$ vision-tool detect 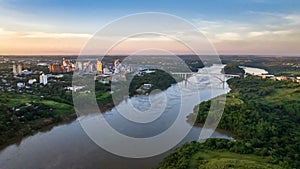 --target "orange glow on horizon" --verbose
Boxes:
[0,30,300,56]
